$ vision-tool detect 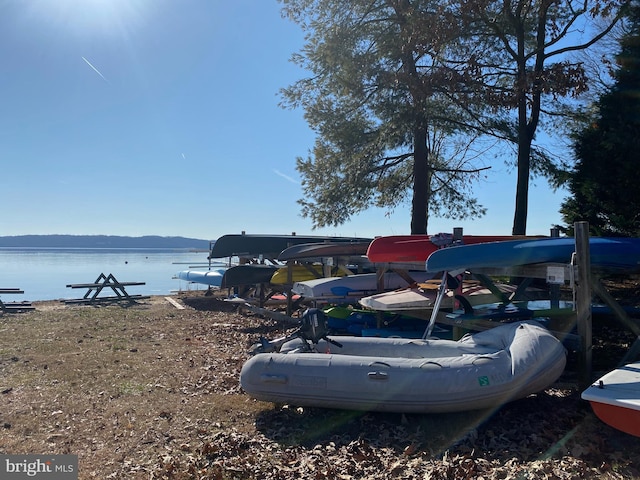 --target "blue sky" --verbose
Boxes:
[0,0,568,241]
